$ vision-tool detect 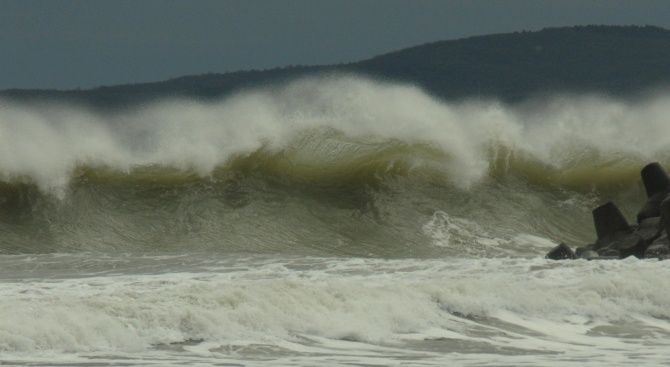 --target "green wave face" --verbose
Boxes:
[1,76,667,256]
